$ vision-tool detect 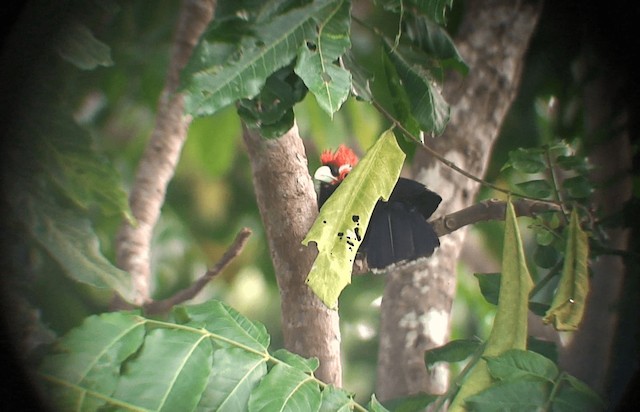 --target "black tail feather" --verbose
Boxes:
[360,201,440,270]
